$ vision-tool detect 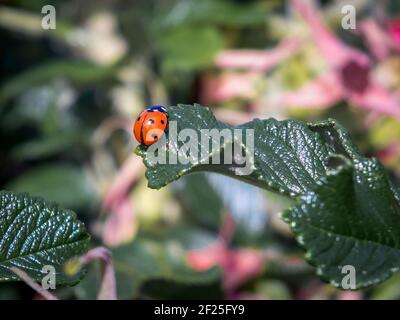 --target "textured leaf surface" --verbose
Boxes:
[136,104,400,288]
[0,191,90,284]
[282,158,400,289]
[136,104,333,197]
